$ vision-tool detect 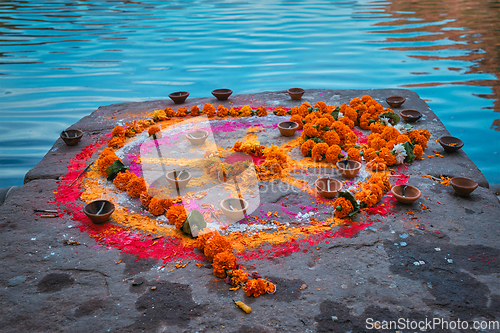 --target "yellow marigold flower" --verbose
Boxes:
[153,109,167,121]
[239,105,253,117]
[212,251,237,278]
[333,197,354,219]
[300,140,316,157]
[311,142,329,162]
[166,204,187,230]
